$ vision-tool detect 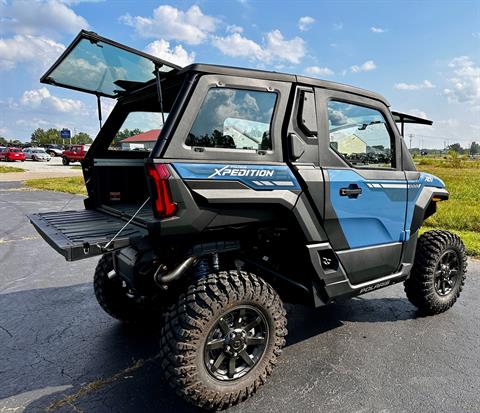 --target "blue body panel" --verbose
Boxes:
[327,169,446,249]
[172,163,301,191]
[327,169,408,248]
[172,162,445,251]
